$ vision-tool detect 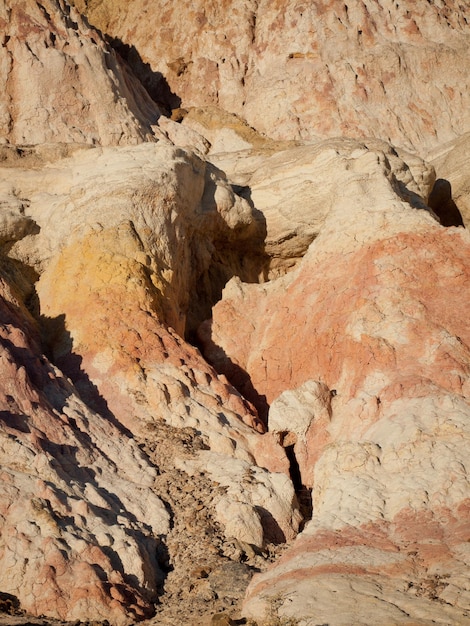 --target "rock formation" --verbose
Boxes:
[199,140,470,624]
[0,252,170,624]
[0,0,160,145]
[71,0,470,154]
[0,1,469,625]
[0,140,301,624]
